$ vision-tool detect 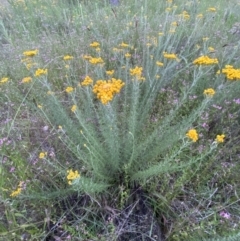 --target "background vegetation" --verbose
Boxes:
[1,0,240,240]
